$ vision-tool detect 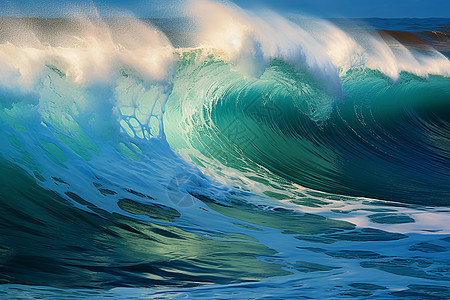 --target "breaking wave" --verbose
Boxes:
[0,1,449,298]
